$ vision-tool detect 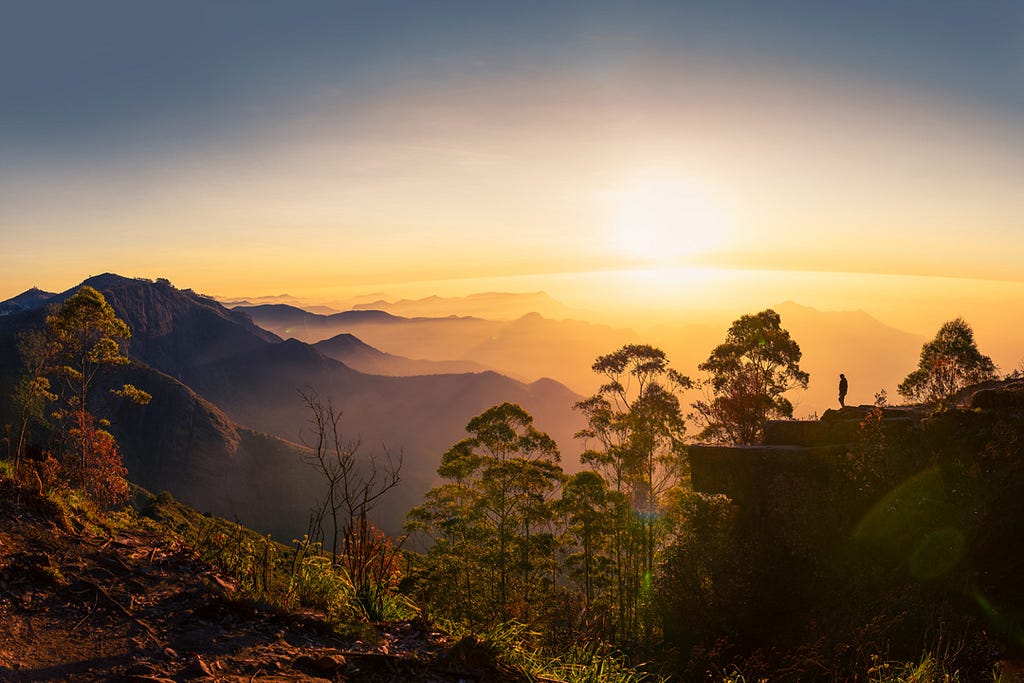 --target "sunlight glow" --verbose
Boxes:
[613,175,727,263]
